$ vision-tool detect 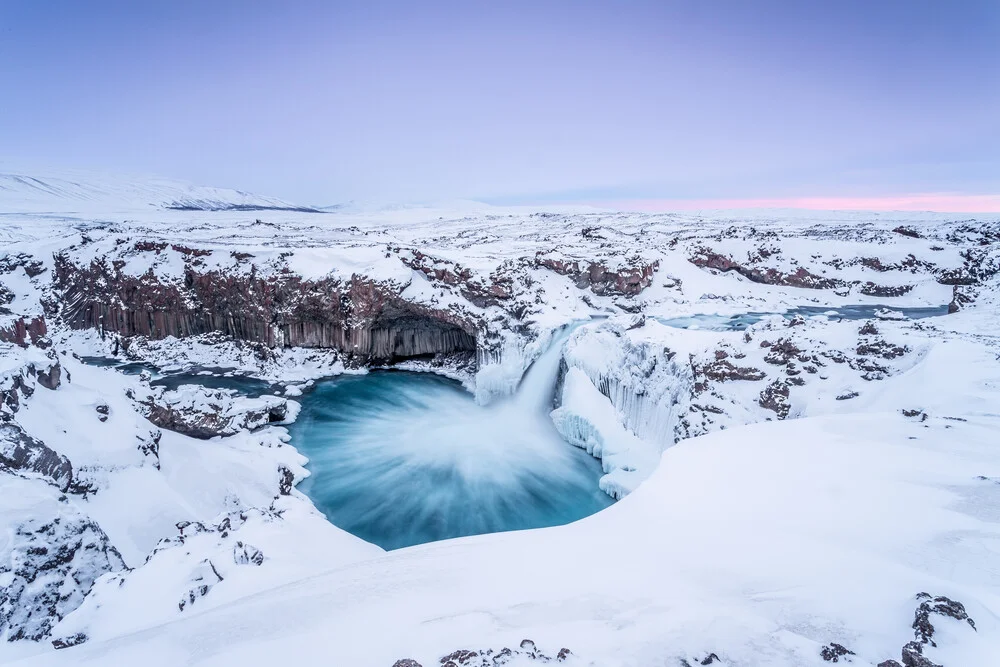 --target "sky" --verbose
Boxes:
[1,1,998,210]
